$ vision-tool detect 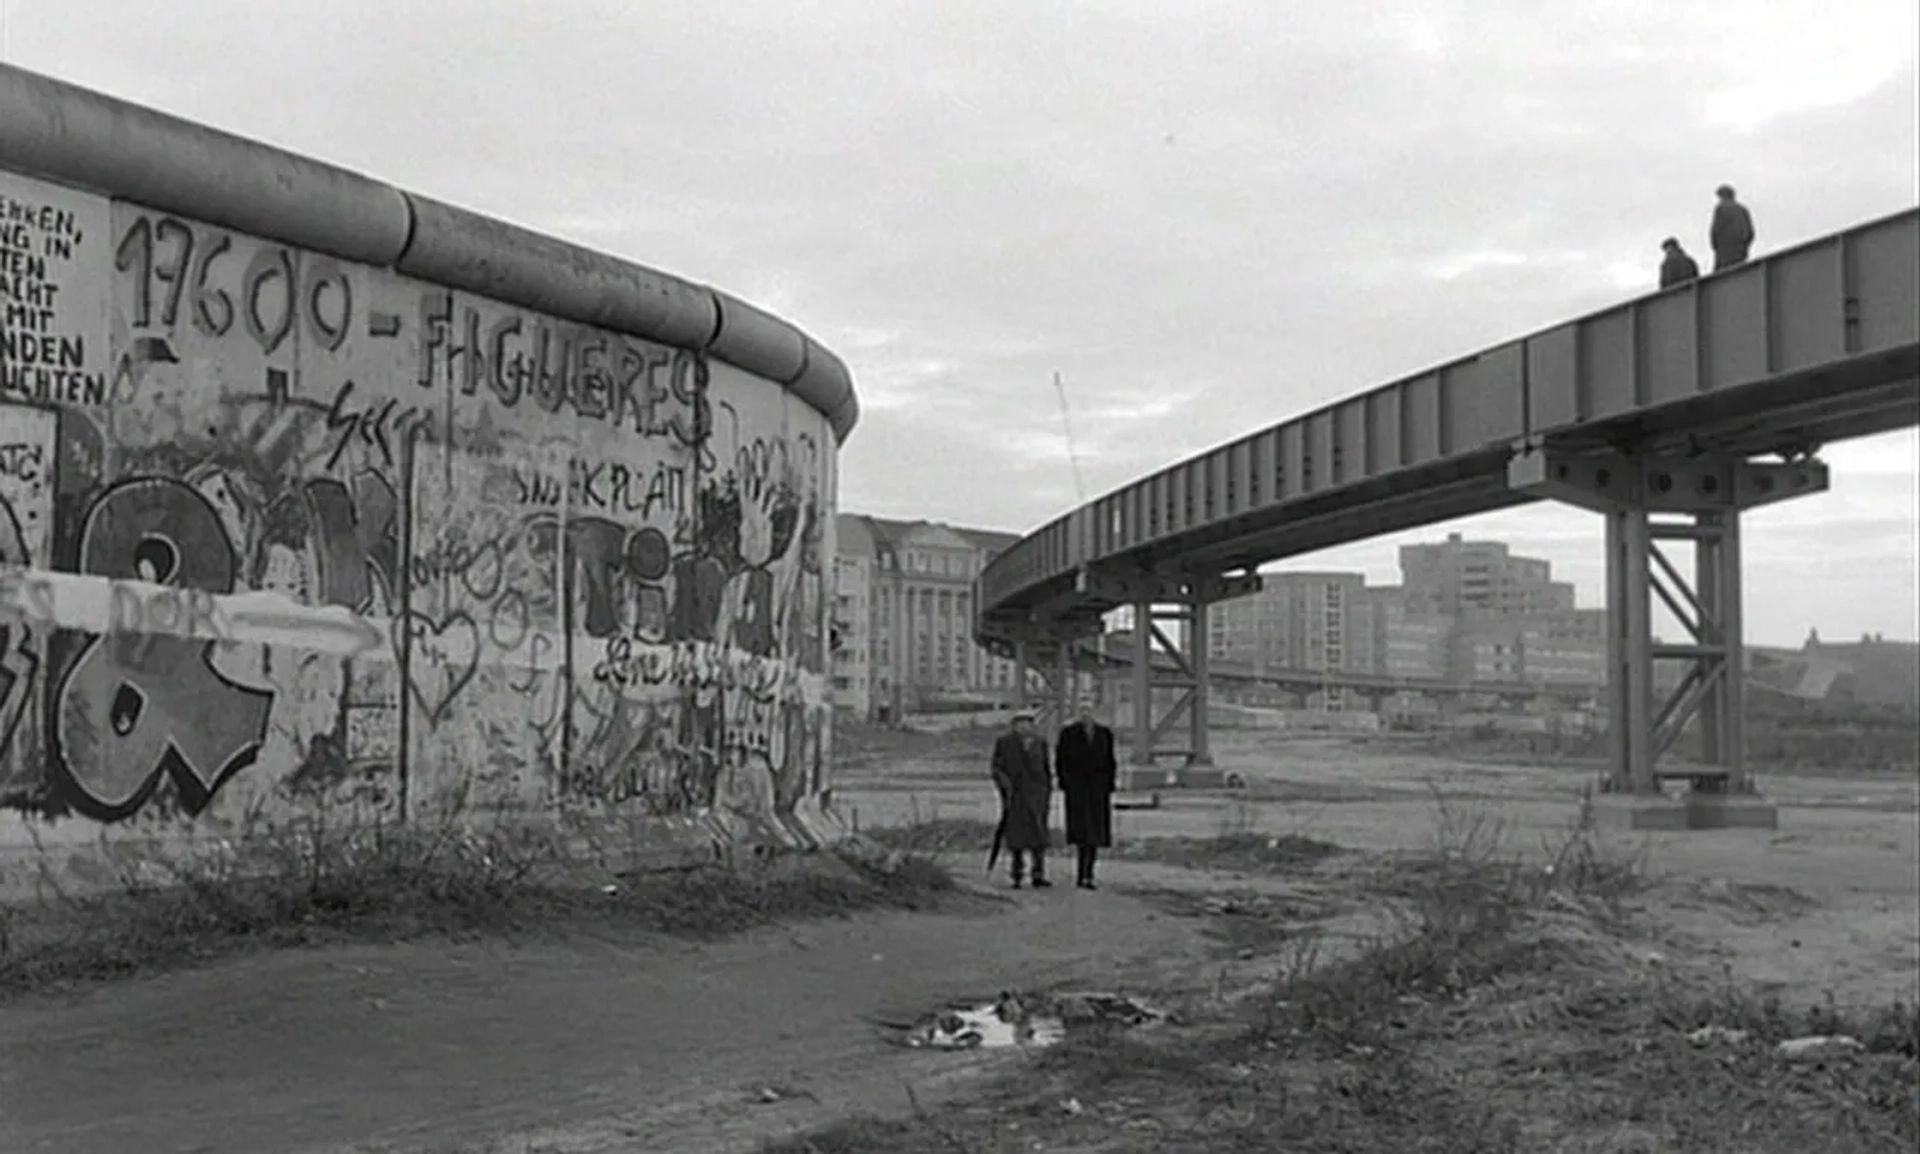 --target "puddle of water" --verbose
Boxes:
[902,991,1165,1050]
[906,1003,1067,1049]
